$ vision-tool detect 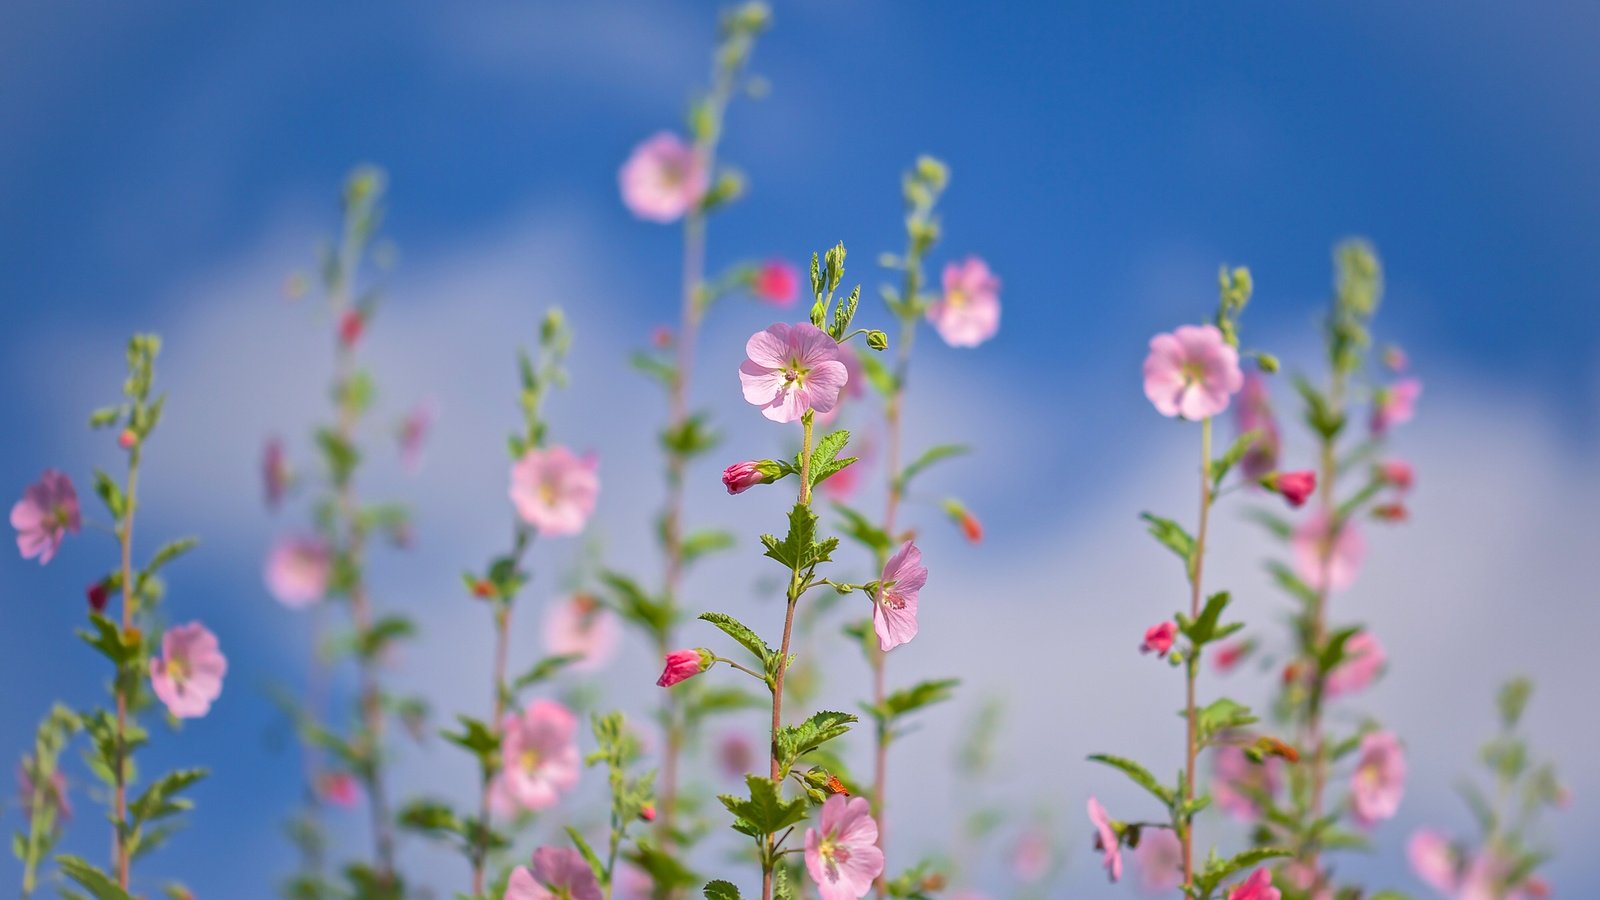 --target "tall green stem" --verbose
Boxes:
[1181,418,1214,890]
